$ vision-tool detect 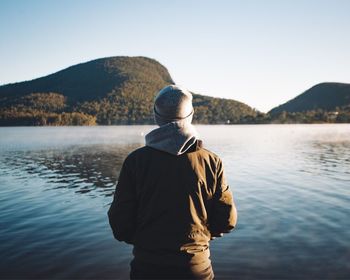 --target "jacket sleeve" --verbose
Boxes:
[209,158,237,236]
[108,157,137,244]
